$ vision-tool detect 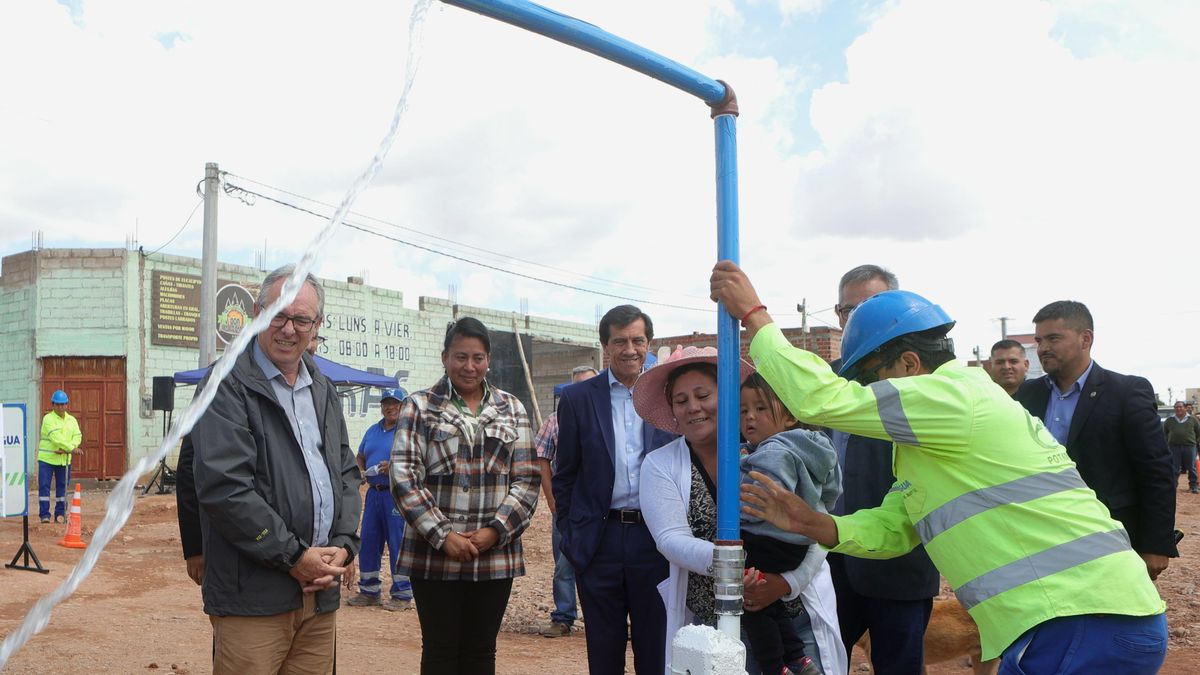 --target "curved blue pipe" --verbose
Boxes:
[441,0,727,104]
[441,0,742,540]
